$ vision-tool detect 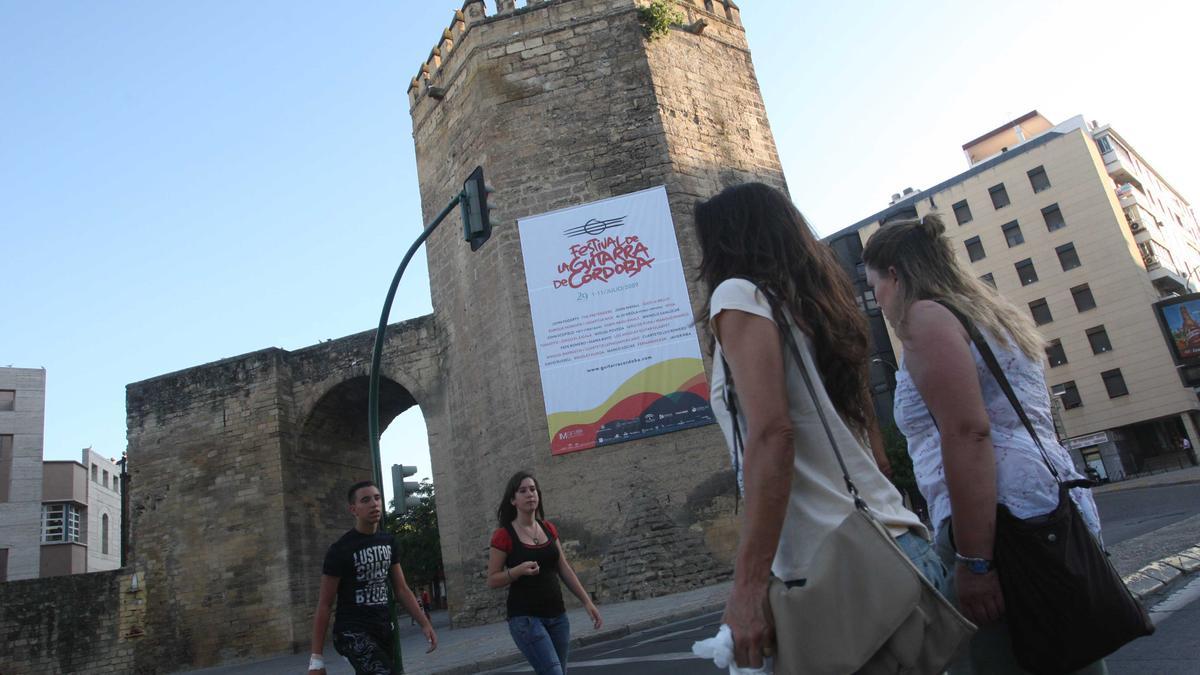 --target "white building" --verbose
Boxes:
[83,448,122,571]
[0,367,125,580]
